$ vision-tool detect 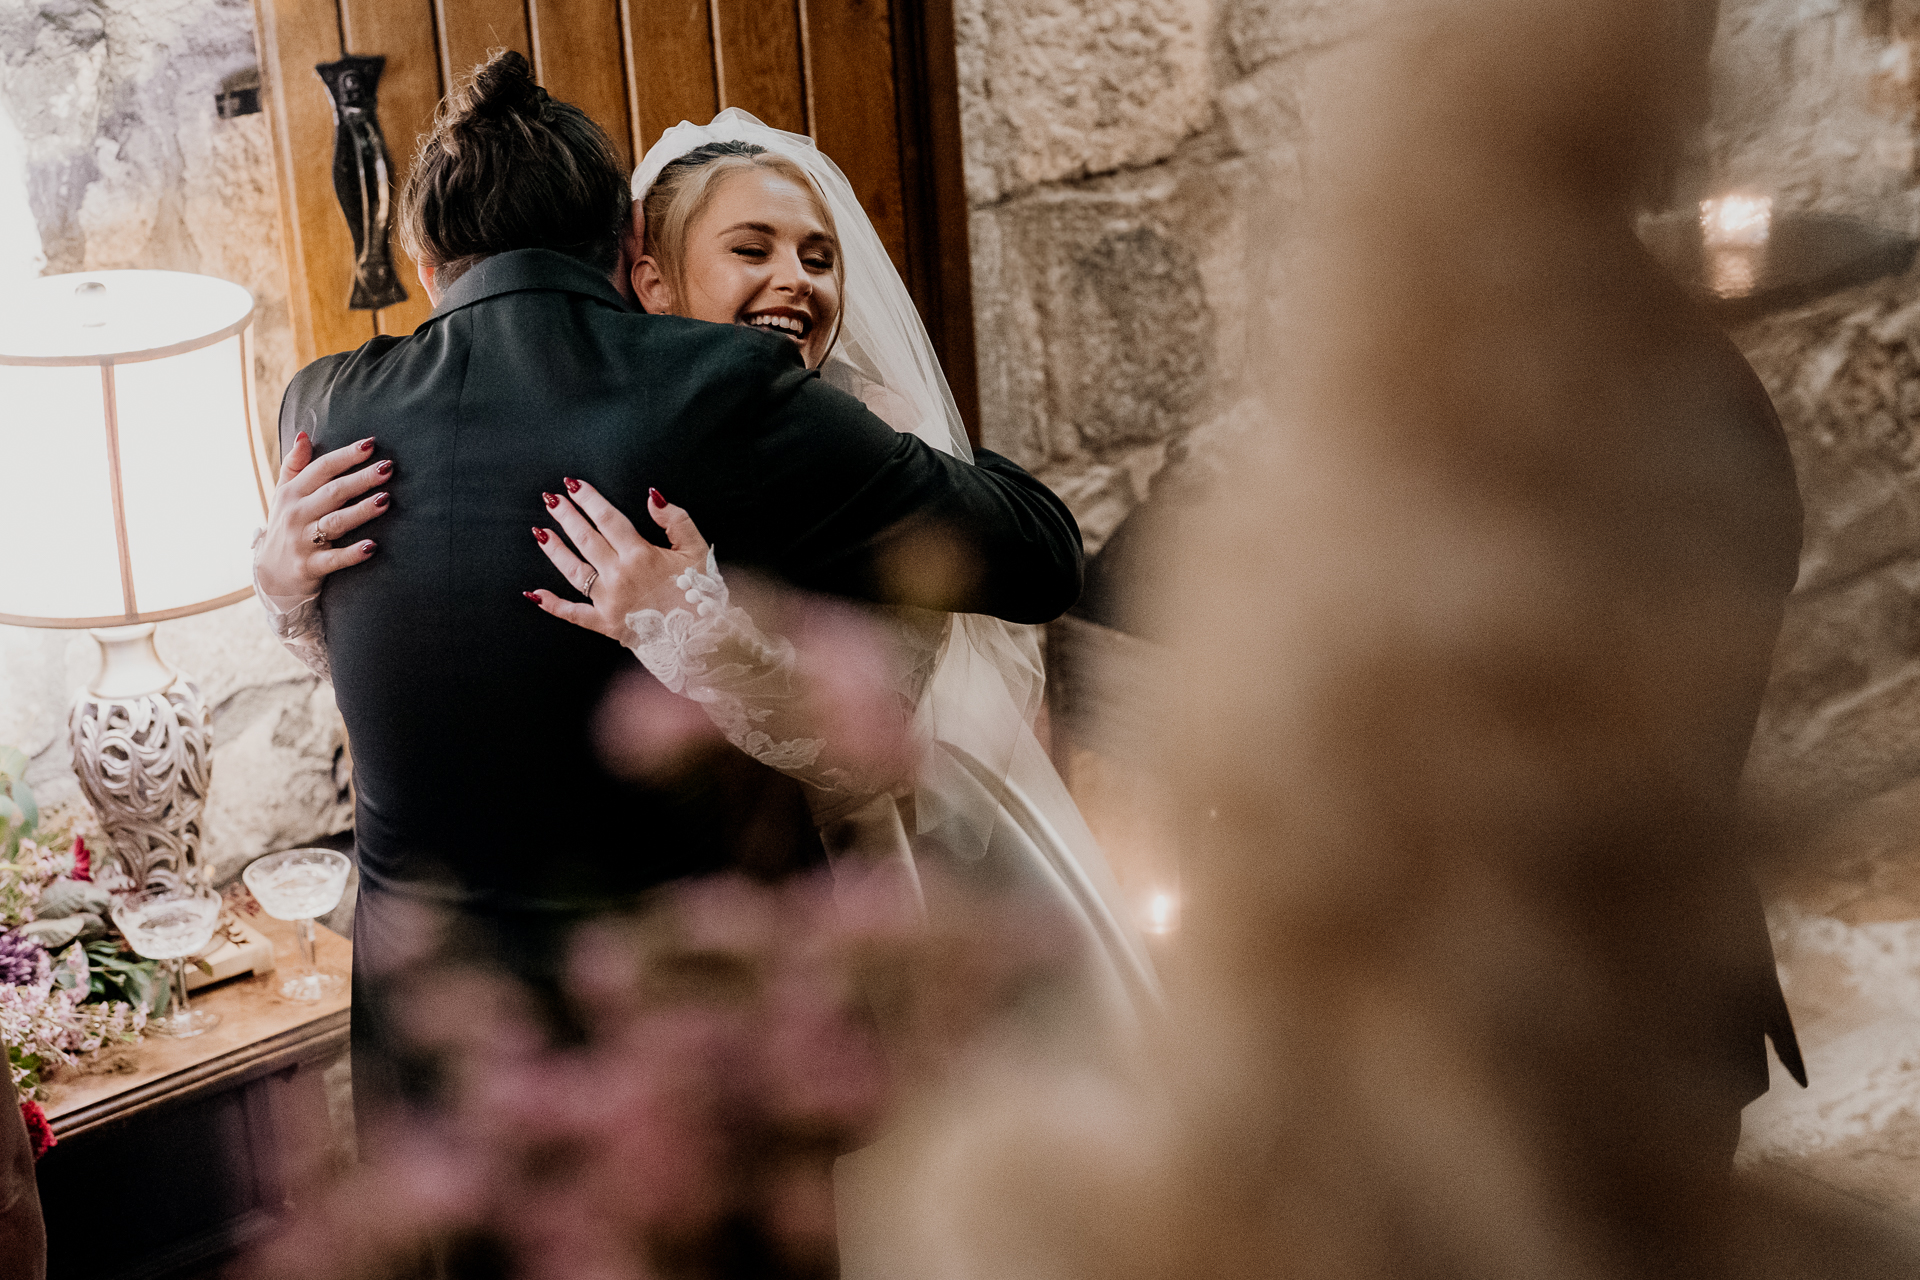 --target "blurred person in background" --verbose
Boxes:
[806,2,1915,1278]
